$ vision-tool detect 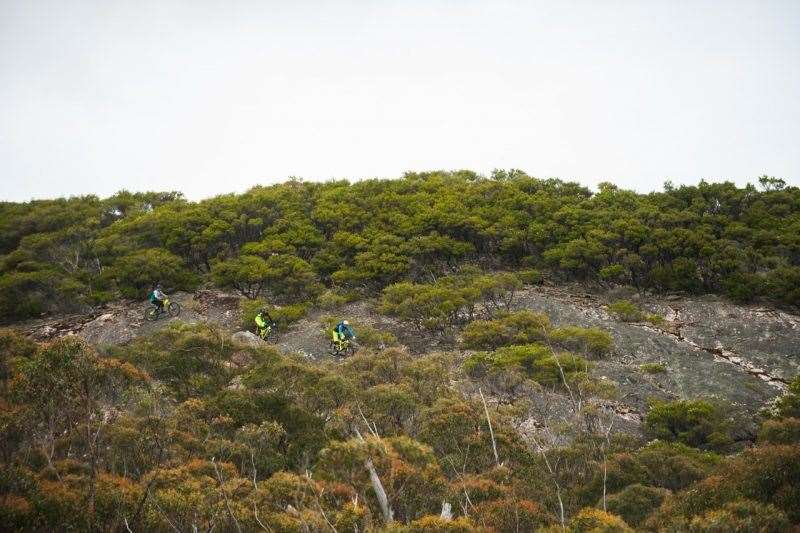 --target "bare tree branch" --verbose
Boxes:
[479,387,500,467]
[211,457,243,533]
